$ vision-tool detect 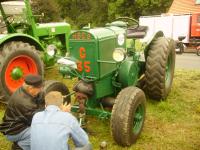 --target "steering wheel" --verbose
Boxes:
[116,17,139,30]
